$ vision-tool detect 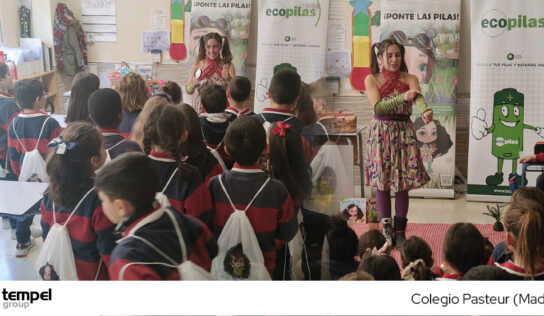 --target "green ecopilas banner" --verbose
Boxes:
[468,0,544,202]
[254,0,329,113]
